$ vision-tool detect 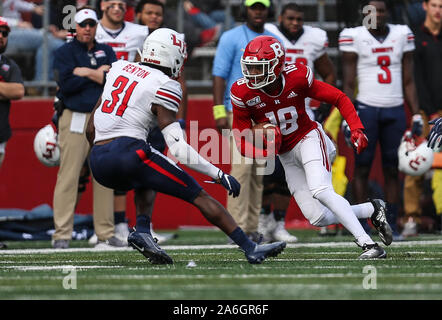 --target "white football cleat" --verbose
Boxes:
[258,213,277,243]
[150,223,176,244]
[272,221,298,243]
[88,233,98,246]
[114,222,130,245]
[401,217,418,237]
